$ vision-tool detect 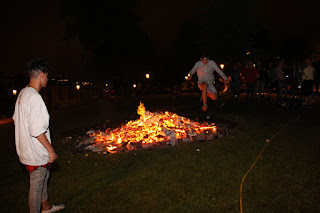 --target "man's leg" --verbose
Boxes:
[207,91,217,100]
[315,81,319,95]
[201,83,208,111]
[277,80,283,103]
[256,80,261,98]
[266,82,272,100]
[245,83,250,104]
[248,83,254,104]
[206,84,226,110]
[201,83,208,105]
[283,82,288,101]
[41,169,52,211]
[308,95,311,106]
[29,167,47,213]
[252,83,257,103]
[205,84,218,101]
